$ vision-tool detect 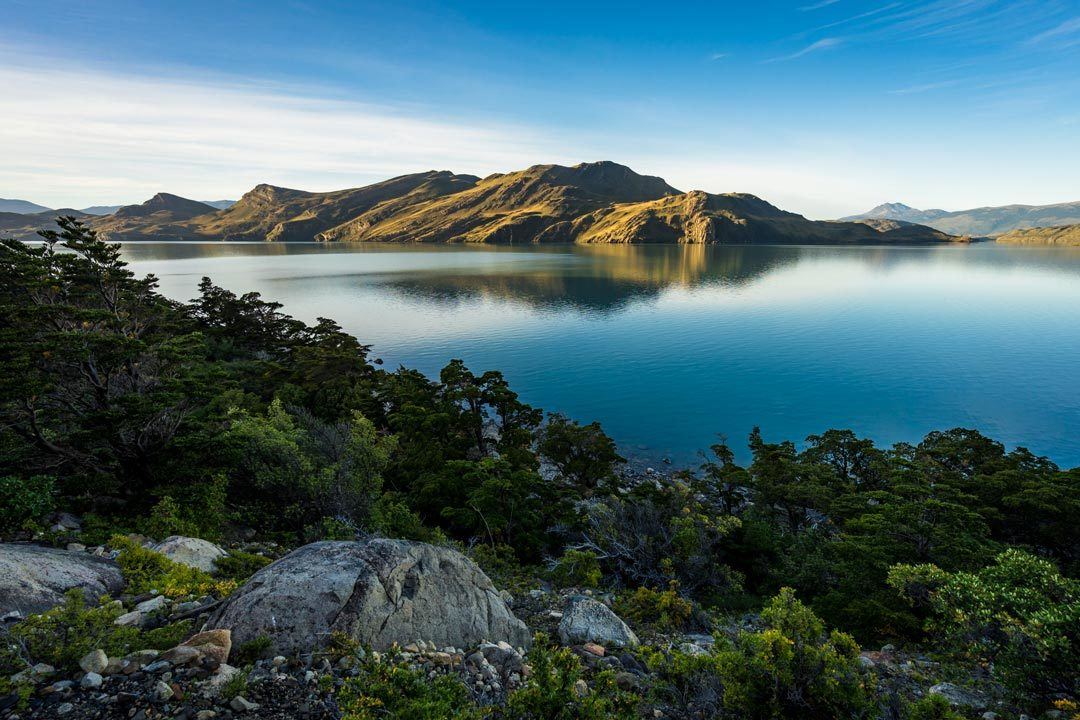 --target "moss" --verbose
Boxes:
[110,534,236,598]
